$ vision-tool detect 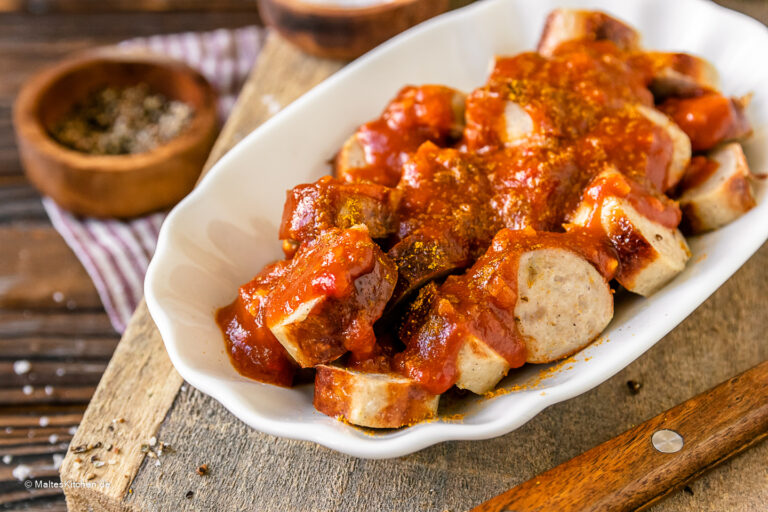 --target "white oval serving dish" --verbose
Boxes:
[145,0,768,458]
